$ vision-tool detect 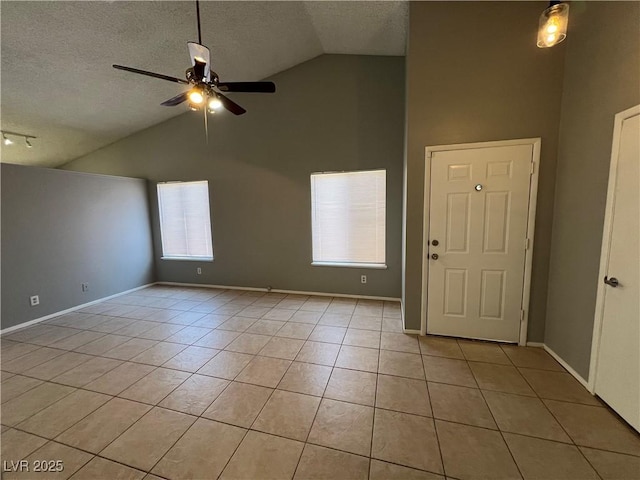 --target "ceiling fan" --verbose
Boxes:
[112,0,275,117]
